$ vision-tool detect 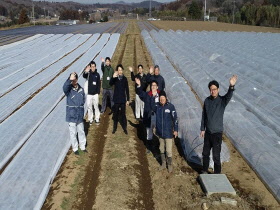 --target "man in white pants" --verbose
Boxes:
[129,65,147,120]
[63,72,87,155]
[83,61,101,125]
